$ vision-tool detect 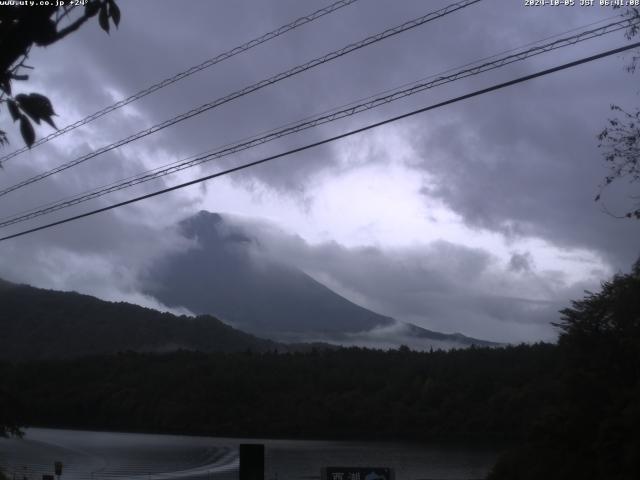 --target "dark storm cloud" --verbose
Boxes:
[409,50,640,270]
[509,252,534,273]
[0,0,636,340]
[10,0,603,192]
[0,120,197,306]
[3,0,622,203]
